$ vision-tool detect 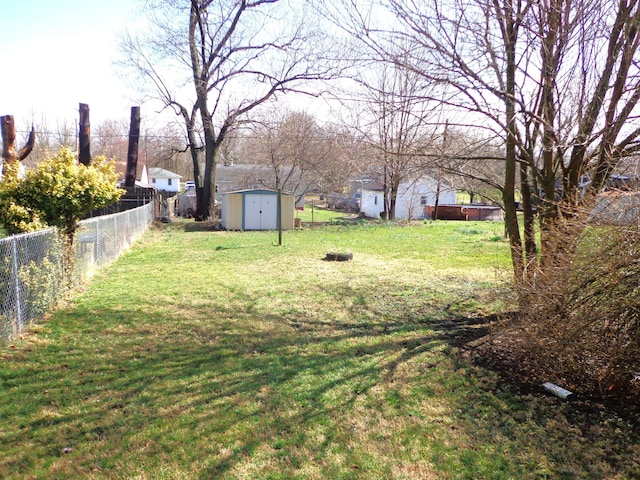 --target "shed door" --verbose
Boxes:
[244,194,277,230]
